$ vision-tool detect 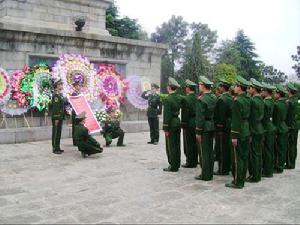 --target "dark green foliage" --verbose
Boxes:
[106,3,148,40]
[292,46,300,79]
